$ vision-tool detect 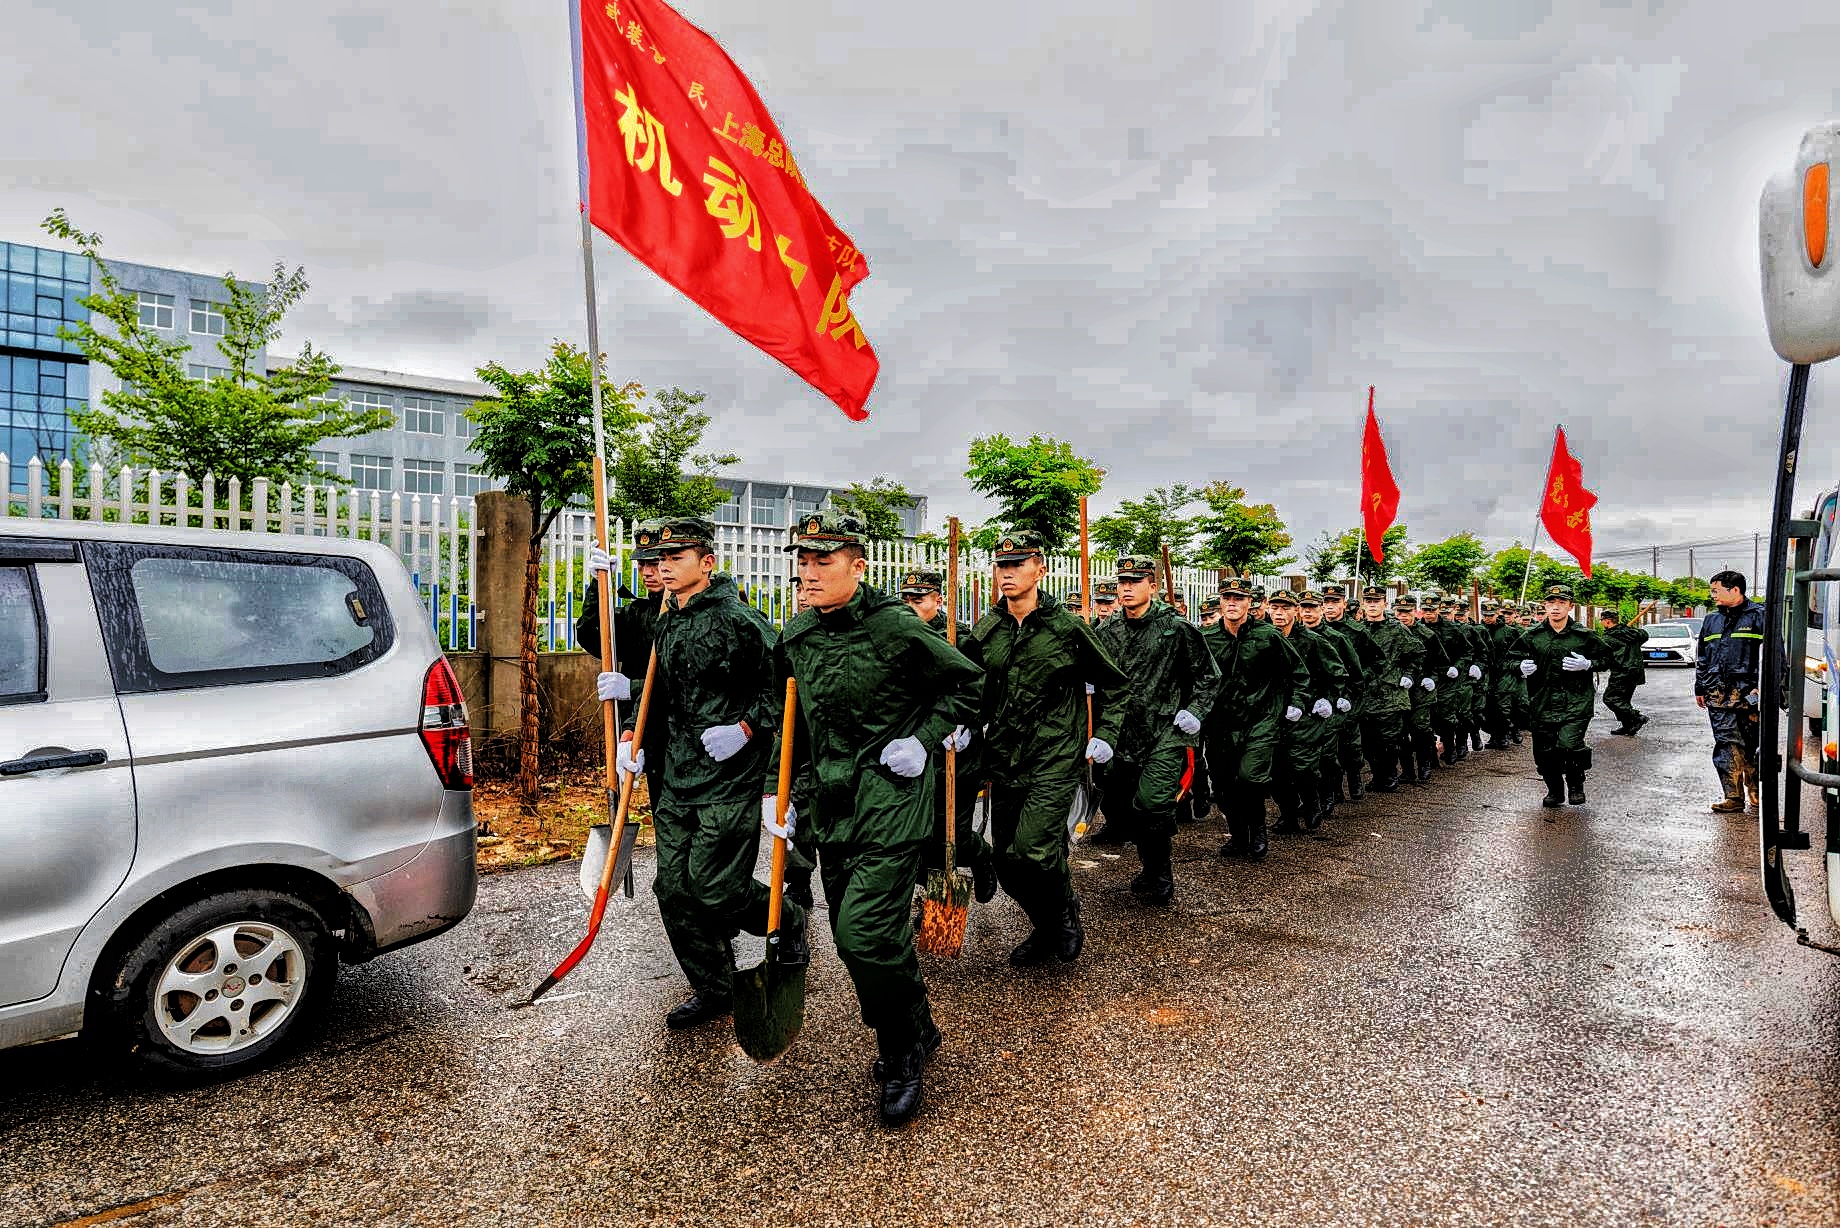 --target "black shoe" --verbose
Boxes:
[1510,732,1524,747]
[774,902,810,968]
[1131,867,1174,905]
[871,1020,942,1083]
[1347,771,1367,801]
[1008,929,1056,968]
[1566,775,1586,805]
[1626,715,1647,736]
[878,1042,928,1127]
[1087,822,1129,846]
[1058,900,1086,961]
[1485,737,1508,750]
[784,872,815,913]
[665,993,732,1030]
[1246,818,1269,861]
[1369,774,1398,794]
[1414,761,1433,784]
[1609,724,1635,736]
[1541,776,1564,808]
[1218,838,1243,859]
[971,856,998,905]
